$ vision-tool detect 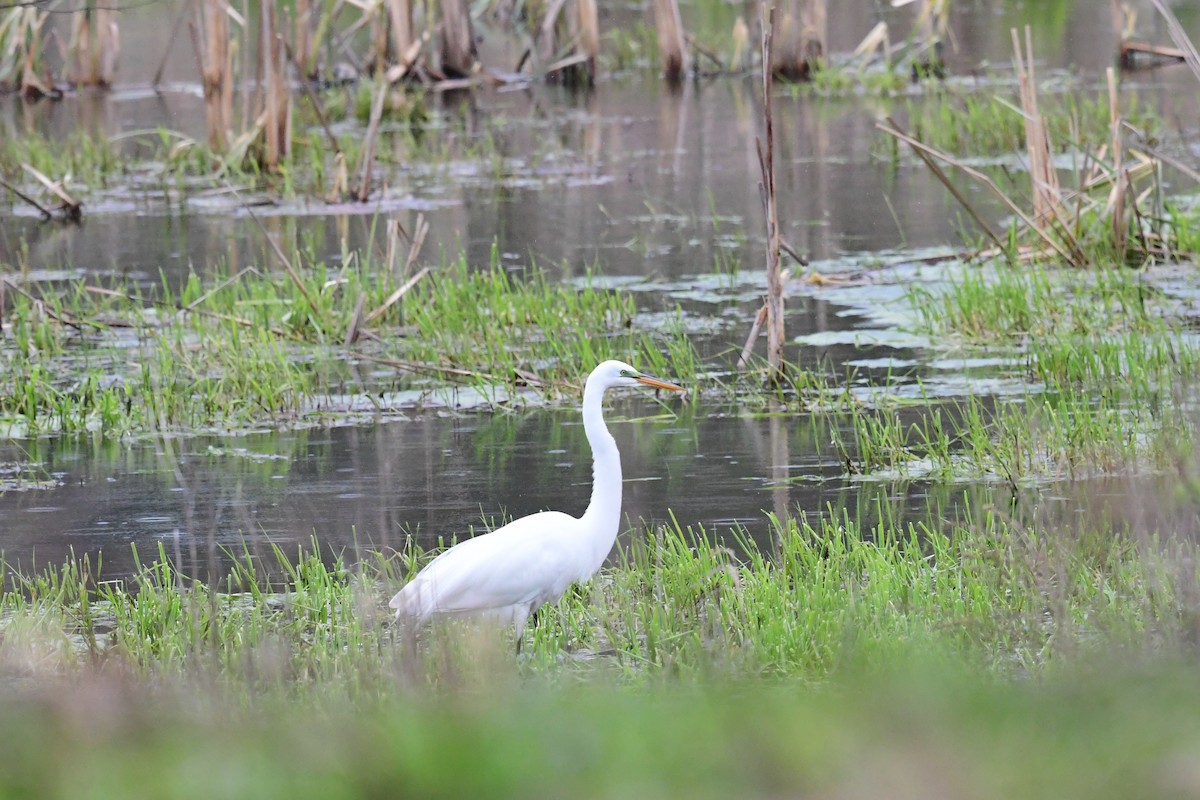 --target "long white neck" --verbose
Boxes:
[579,374,622,571]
